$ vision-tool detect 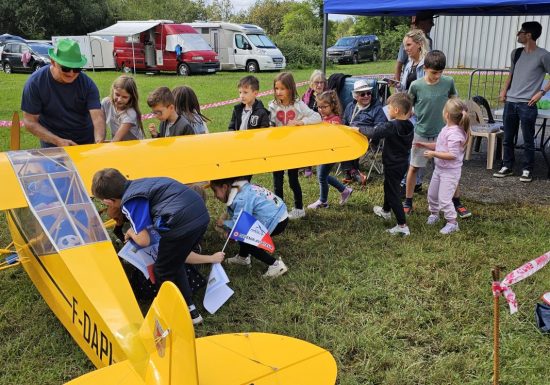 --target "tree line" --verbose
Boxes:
[1,0,408,68]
